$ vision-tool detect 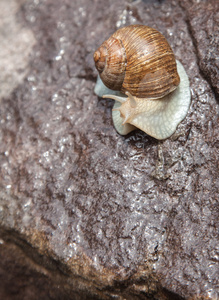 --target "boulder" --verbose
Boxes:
[0,0,218,299]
